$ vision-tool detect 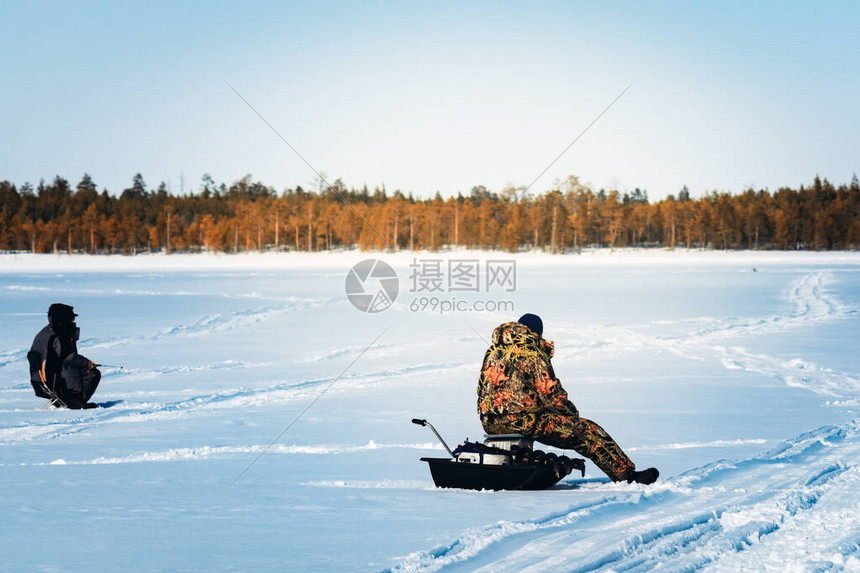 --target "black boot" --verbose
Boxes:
[625,467,659,485]
[58,391,86,409]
